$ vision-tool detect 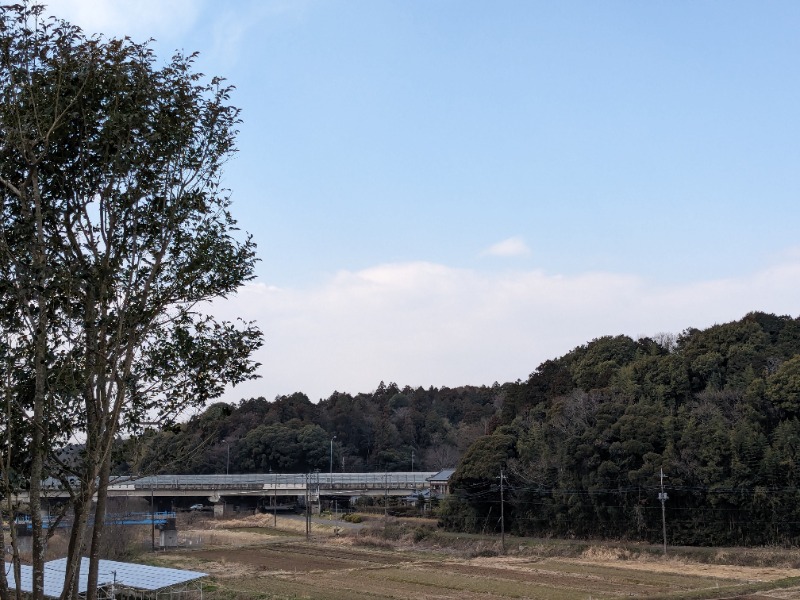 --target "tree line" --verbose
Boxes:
[130,311,800,546]
[124,380,502,476]
[440,311,800,546]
